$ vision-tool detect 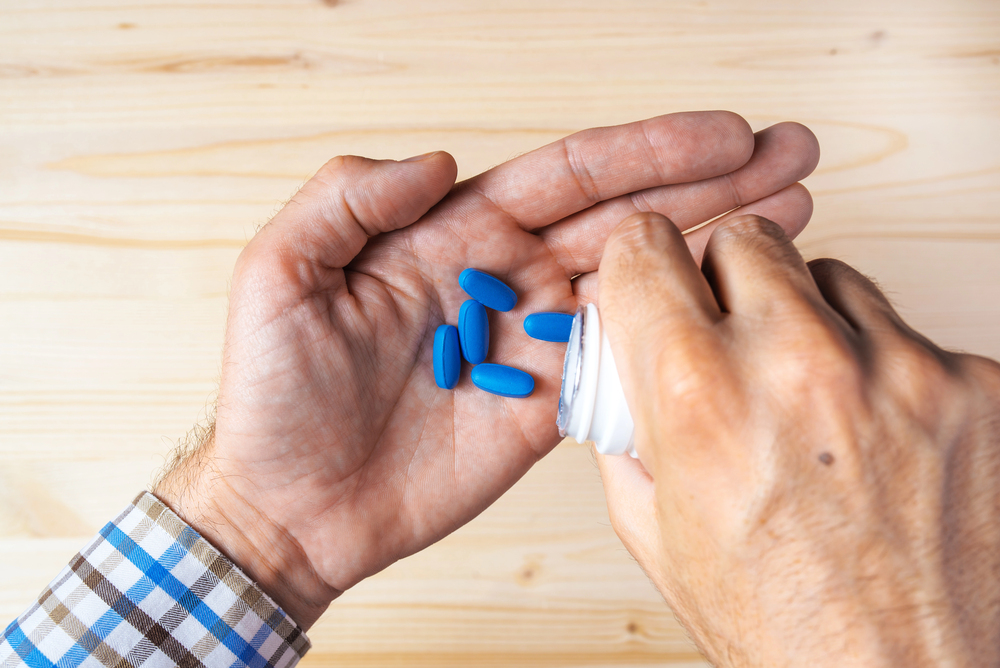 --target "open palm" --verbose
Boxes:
[157,112,819,627]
